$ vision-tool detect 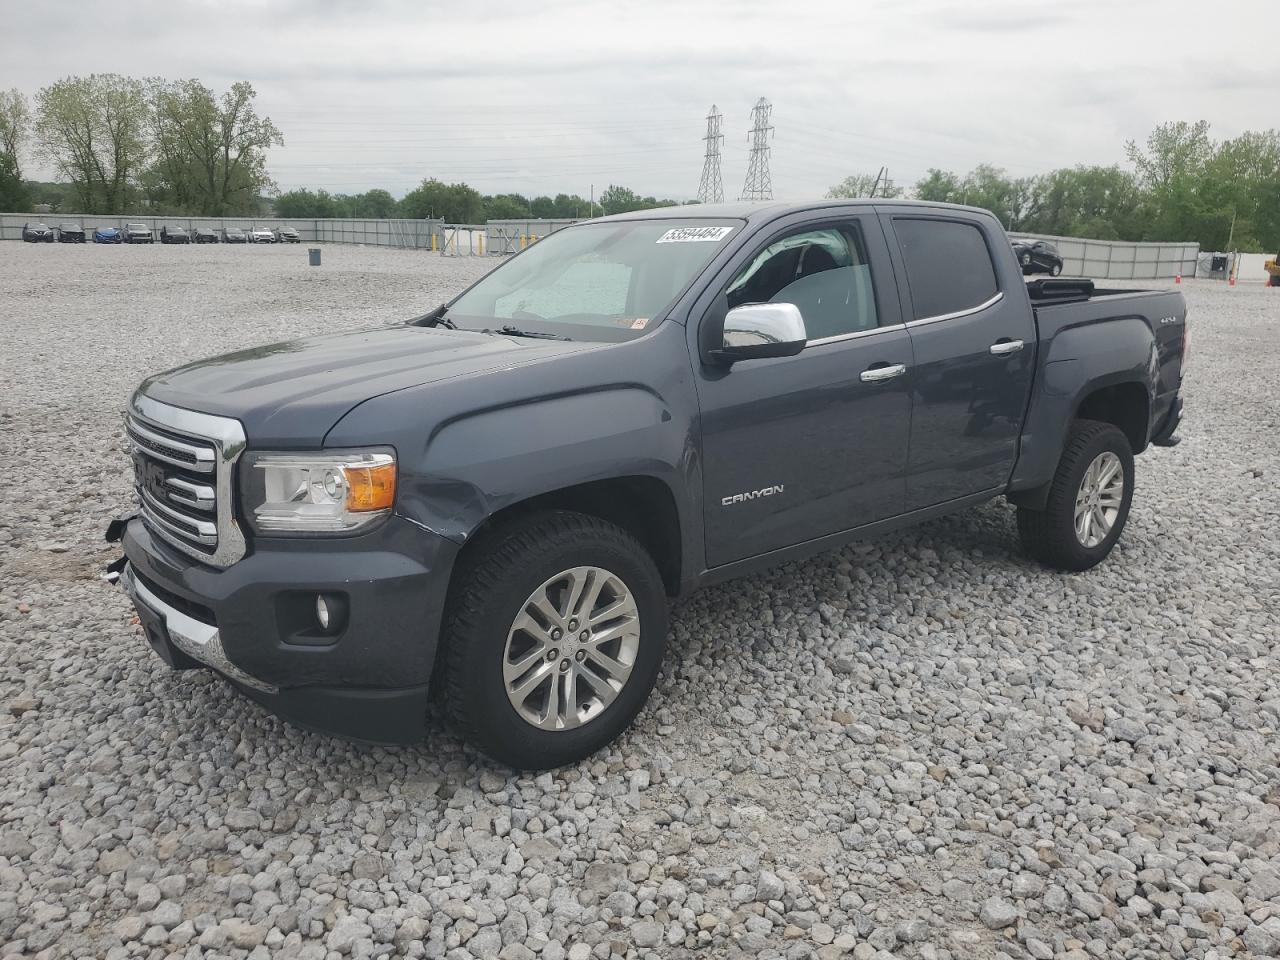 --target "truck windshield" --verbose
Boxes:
[447,219,741,341]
